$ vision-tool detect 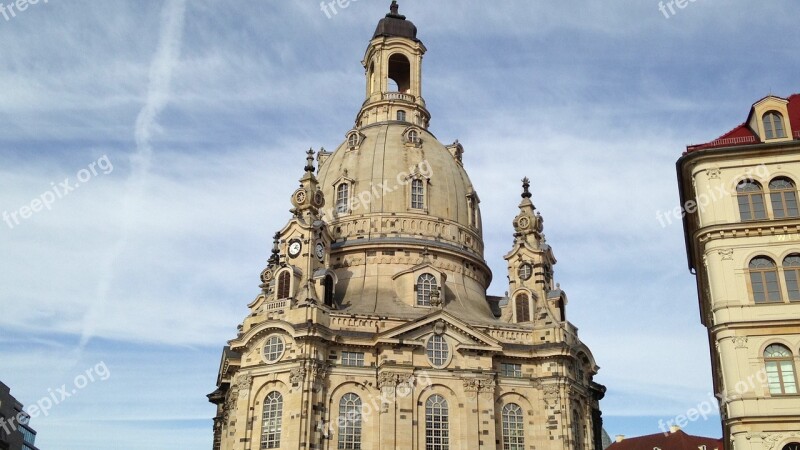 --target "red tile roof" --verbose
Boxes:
[685,93,800,153]
[607,430,723,450]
